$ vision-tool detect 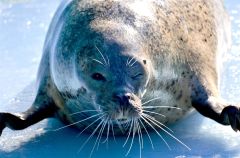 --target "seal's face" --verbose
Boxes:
[51,8,152,128]
[75,40,150,125]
